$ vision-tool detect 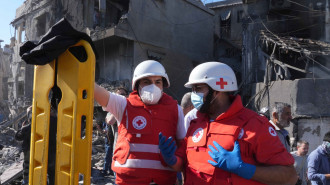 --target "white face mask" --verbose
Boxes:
[139,84,162,105]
